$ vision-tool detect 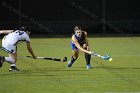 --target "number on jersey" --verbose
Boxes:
[15,31,24,35]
